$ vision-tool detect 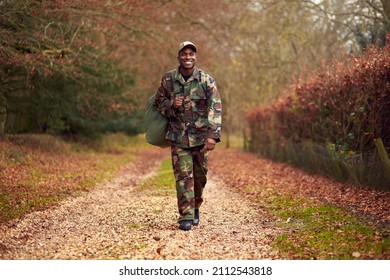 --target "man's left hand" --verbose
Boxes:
[205,138,216,151]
